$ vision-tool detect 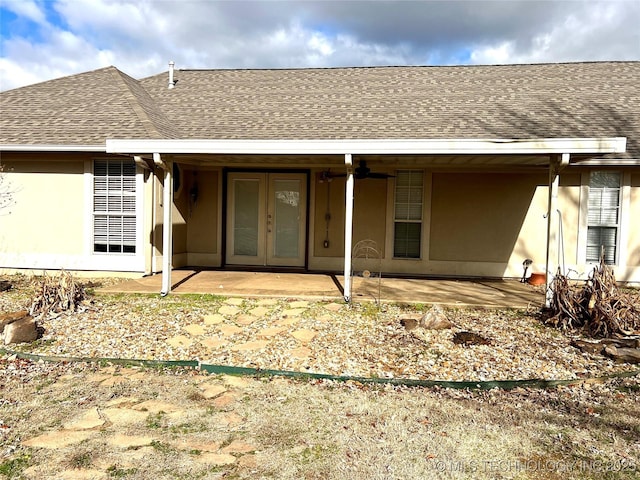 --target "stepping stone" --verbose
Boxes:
[217,412,244,426]
[183,324,206,335]
[231,340,270,352]
[99,376,129,387]
[238,454,258,468]
[62,408,105,430]
[51,469,107,480]
[324,303,343,312]
[200,384,227,399]
[202,338,228,349]
[101,408,148,426]
[195,452,237,465]
[275,317,299,326]
[221,375,251,389]
[203,314,225,325]
[85,373,111,383]
[166,335,193,348]
[291,329,317,343]
[104,397,139,408]
[132,400,183,414]
[257,299,278,306]
[249,306,271,317]
[108,433,155,448]
[317,314,334,322]
[218,305,241,316]
[236,314,258,326]
[289,346,312,359]
[282,308,306,317]
[119,445,154,462]
[288,301,309,308]
[217,325,243,337]
[224,298,244,306]
[173,439,221,452]
[257,326,286,338]
[22,430,96,448]
[213,392,238,408]
[221,440,257,454]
